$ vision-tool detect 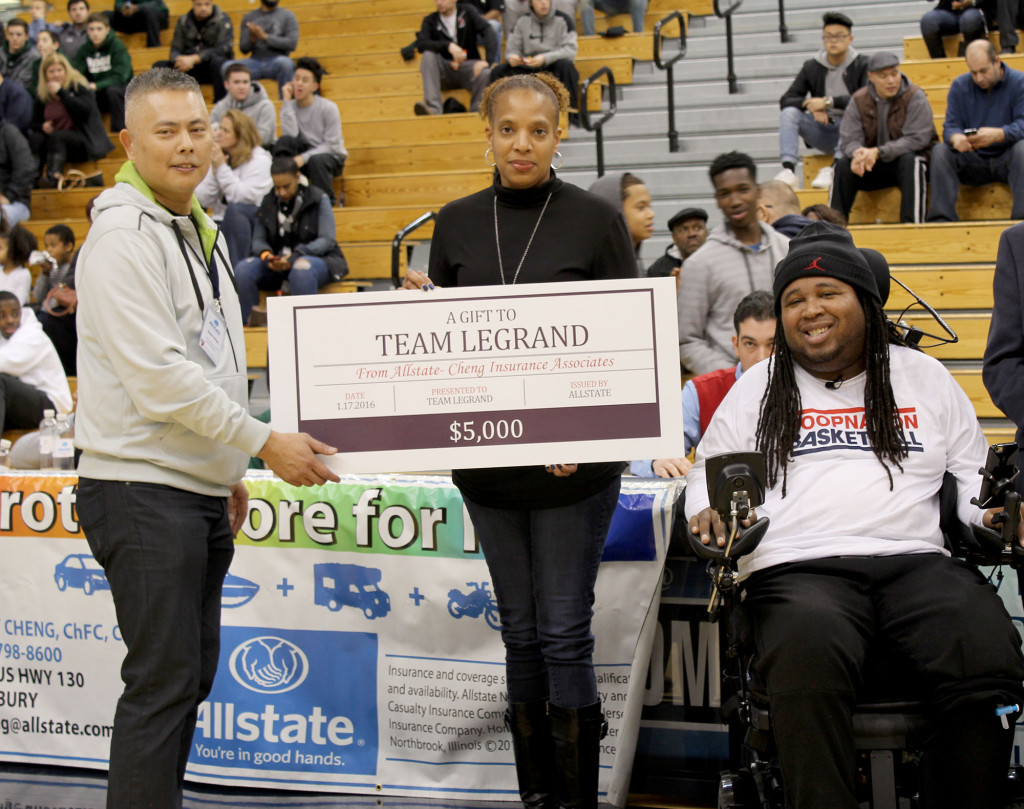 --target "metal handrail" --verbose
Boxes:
[714,0,744,94]
[579,66,617,177]
[777,0,791,43]
[391,211,436,288]
[653,11,687,153]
